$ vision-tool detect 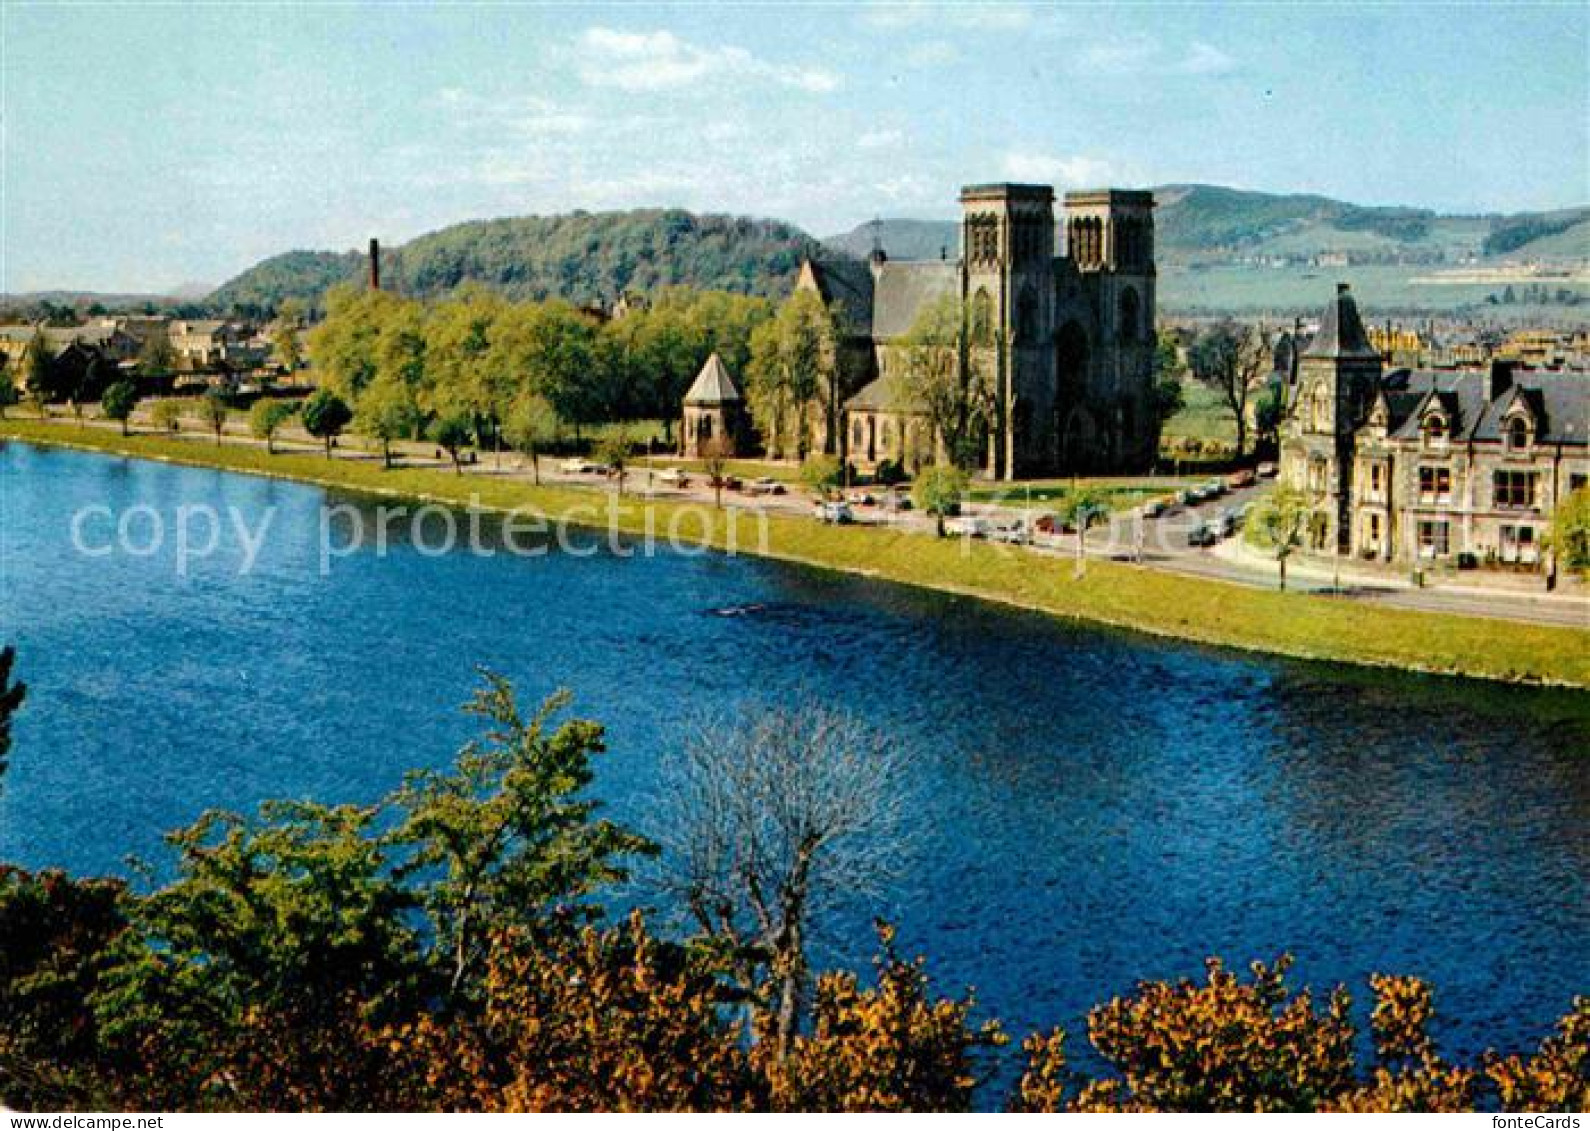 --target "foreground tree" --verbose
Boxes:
[502,393,560,486]
[199,390,230,446]
[896,296,990,470]
[913,464,968,537]
[100,381,140,437]
[597,431,631,496]
[247,399,296,455]
[356,379,418,469]
[149,399,184,434]
[300,389,352,458]
[661,704,909,1063]
[1548,486,1590,575]
[698,434,734,508]
[744,291,837,460]
[1245,486,1311,591]
[428,414,472,475]
[1189,322,1271,460]
[0,376,17,420]
[799,454,842,500]
[1059,487,1112,578]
